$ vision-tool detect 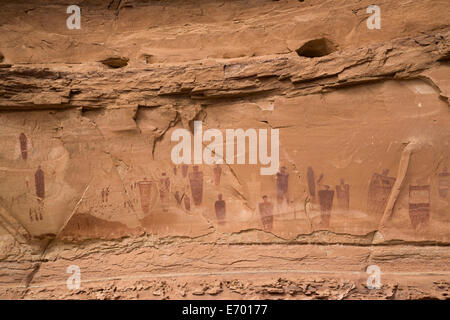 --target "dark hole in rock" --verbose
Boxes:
[296,38,338,58]
[0,52,4,63]
[100,56,129,68]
